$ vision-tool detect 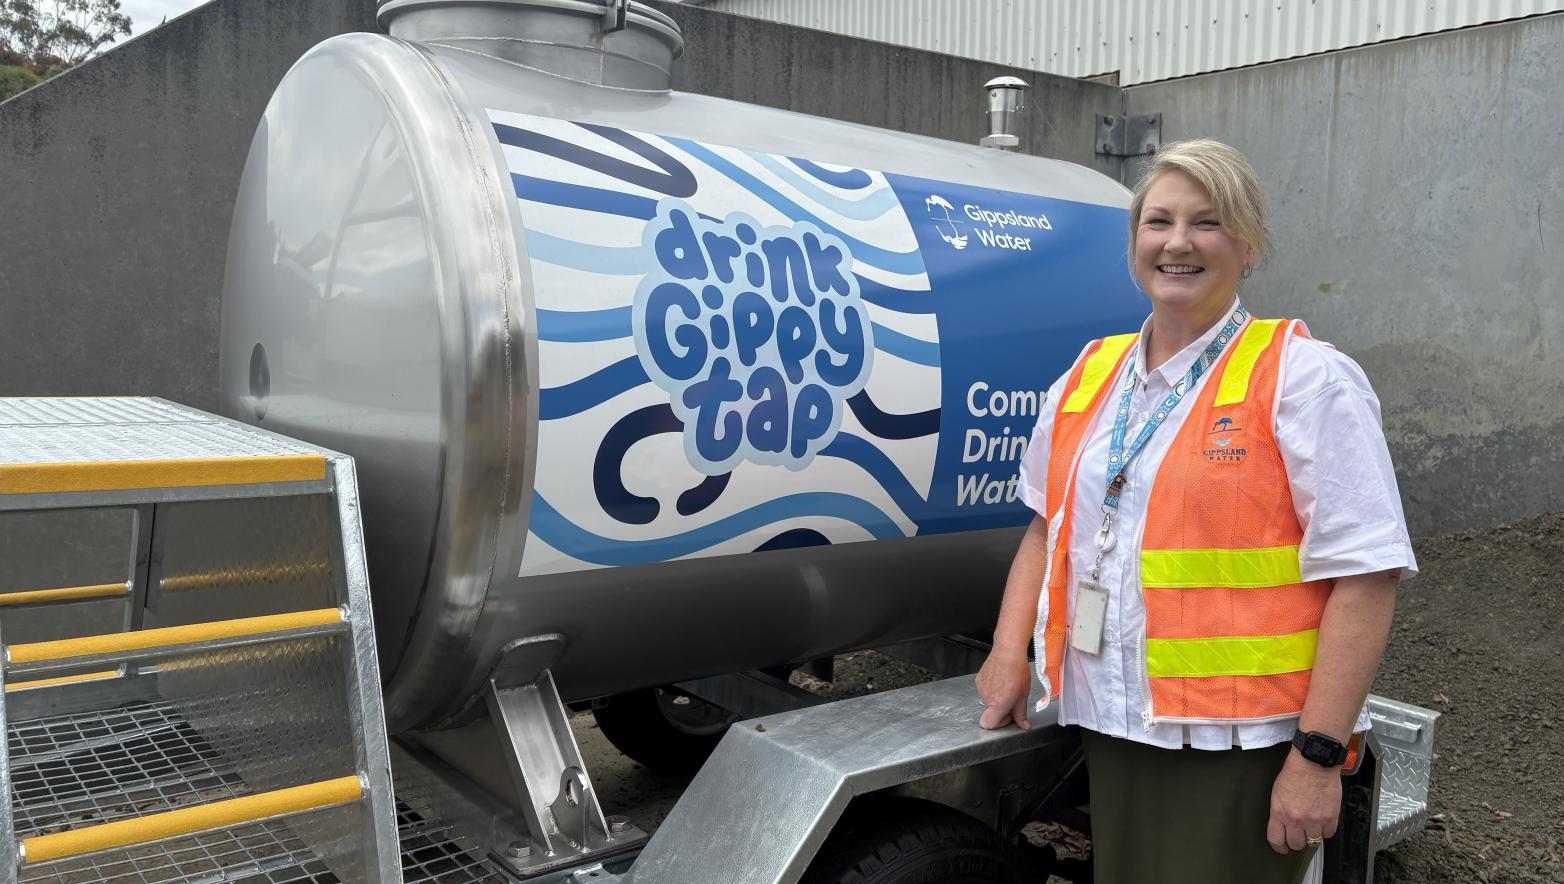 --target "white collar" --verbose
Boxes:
[1134,298,1248,384]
